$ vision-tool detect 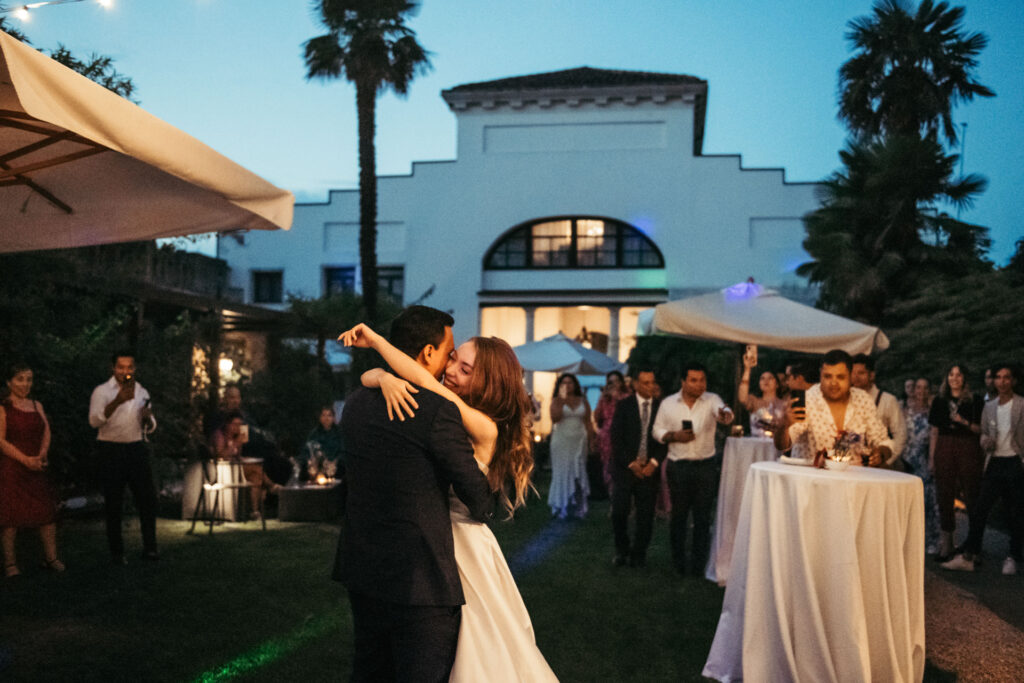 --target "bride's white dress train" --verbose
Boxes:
[449,496,559,682]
